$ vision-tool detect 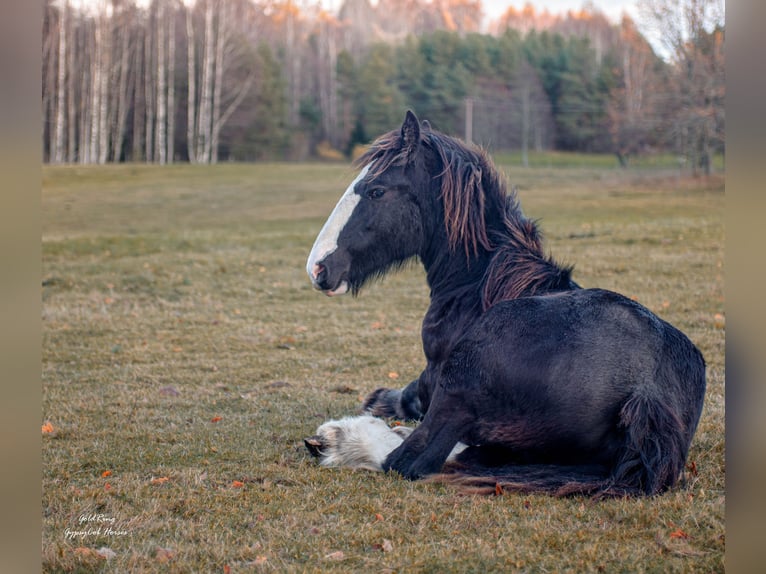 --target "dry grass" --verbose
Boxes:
[42,162,724,572]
